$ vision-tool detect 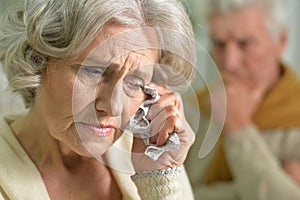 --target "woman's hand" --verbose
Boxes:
[131,83,195,172]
